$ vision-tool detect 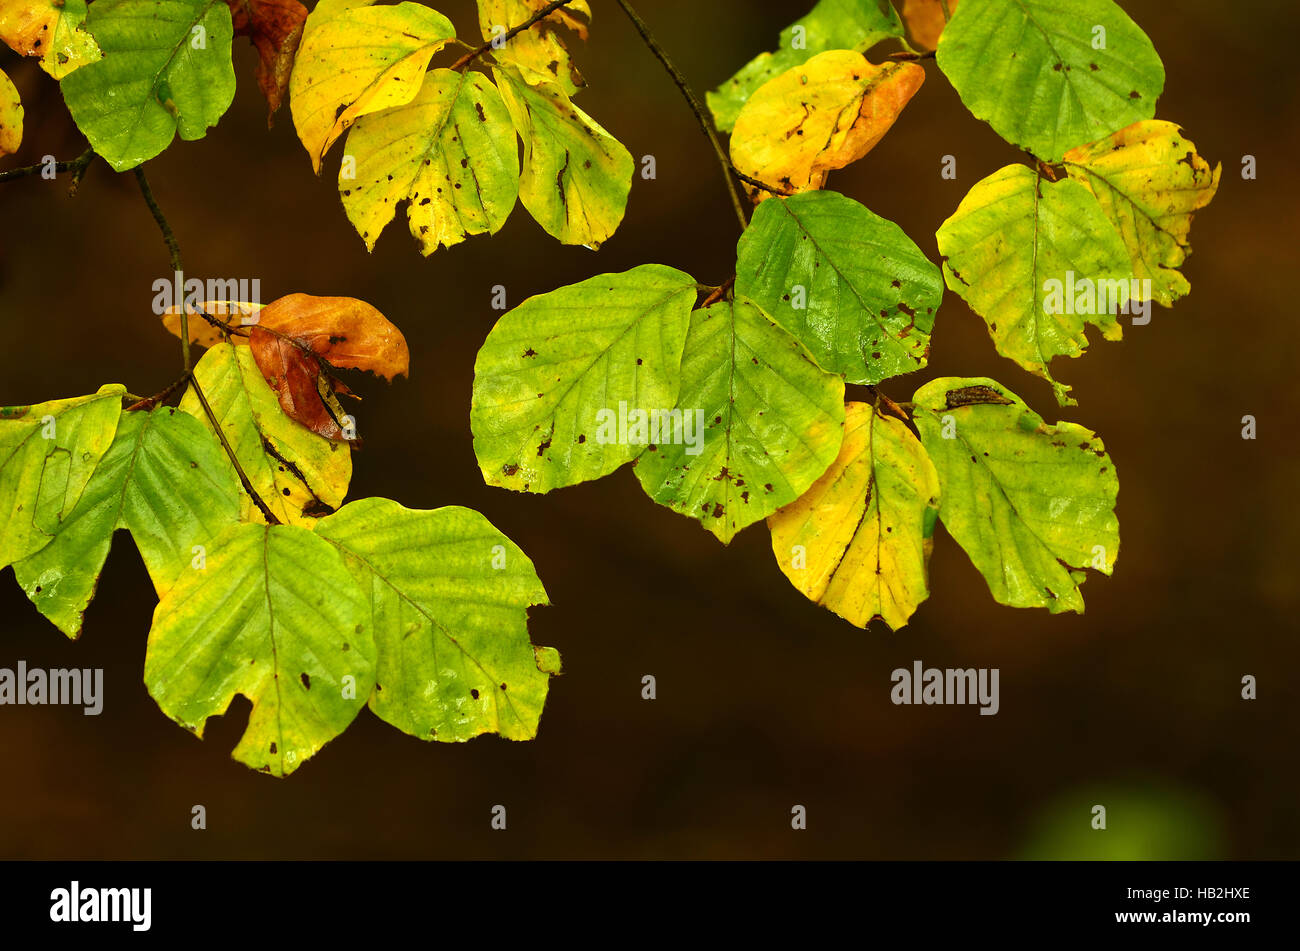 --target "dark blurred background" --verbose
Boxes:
[0,0,1295,859]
